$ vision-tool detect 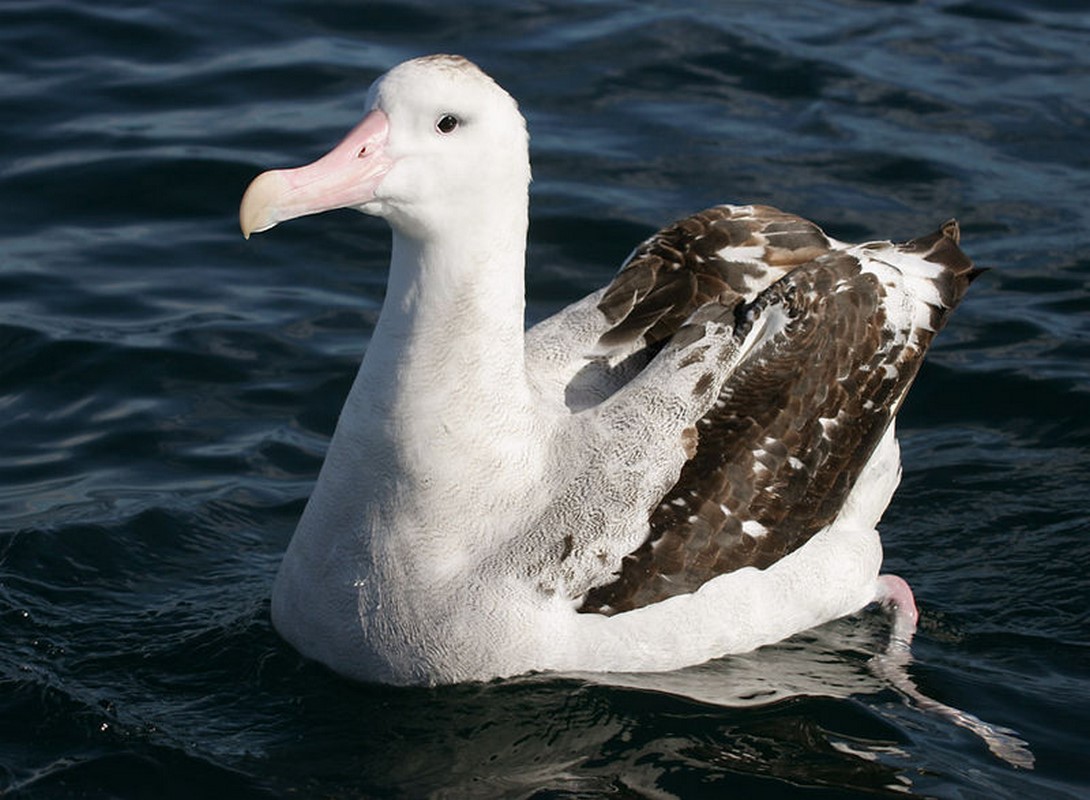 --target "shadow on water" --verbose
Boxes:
[247,619,937,798]
[0,571,1038,798]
